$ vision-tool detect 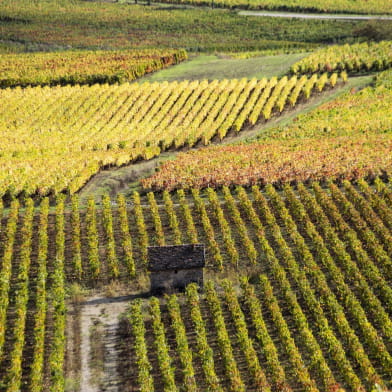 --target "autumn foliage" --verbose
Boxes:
[142,79,392,191]
[0,49,187,87]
